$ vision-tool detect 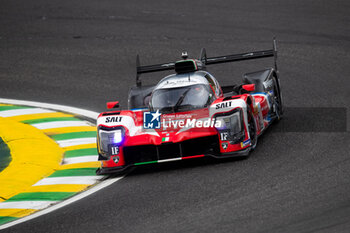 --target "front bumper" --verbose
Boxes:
[96,147,251,175]
[96,166,130,175]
